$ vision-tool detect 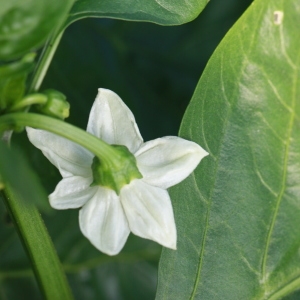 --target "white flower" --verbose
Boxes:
[26,89,208,255]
